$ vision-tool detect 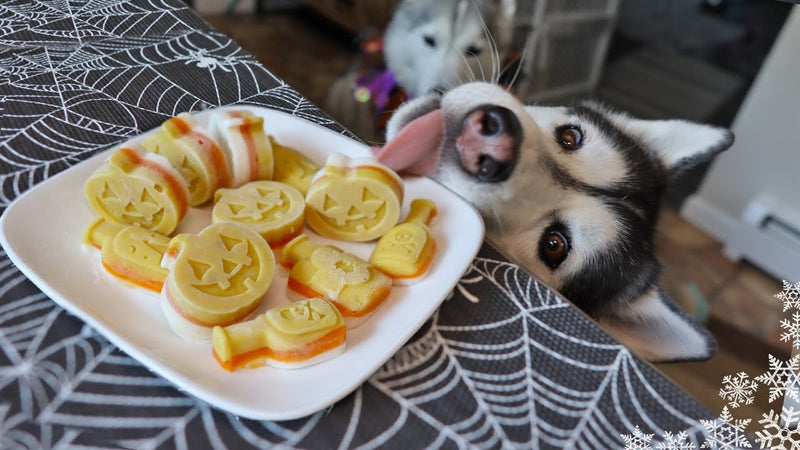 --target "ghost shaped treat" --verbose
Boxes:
[280,234,392,328]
